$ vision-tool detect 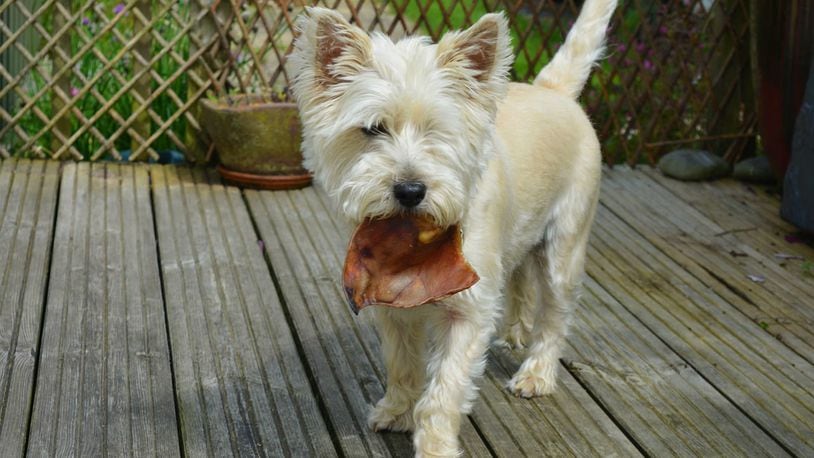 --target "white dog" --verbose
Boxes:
[290,1,617,455]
